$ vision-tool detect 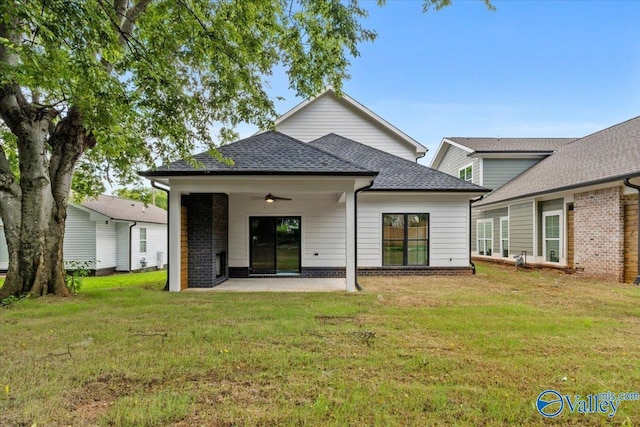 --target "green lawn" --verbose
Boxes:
[1,264,640,426]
